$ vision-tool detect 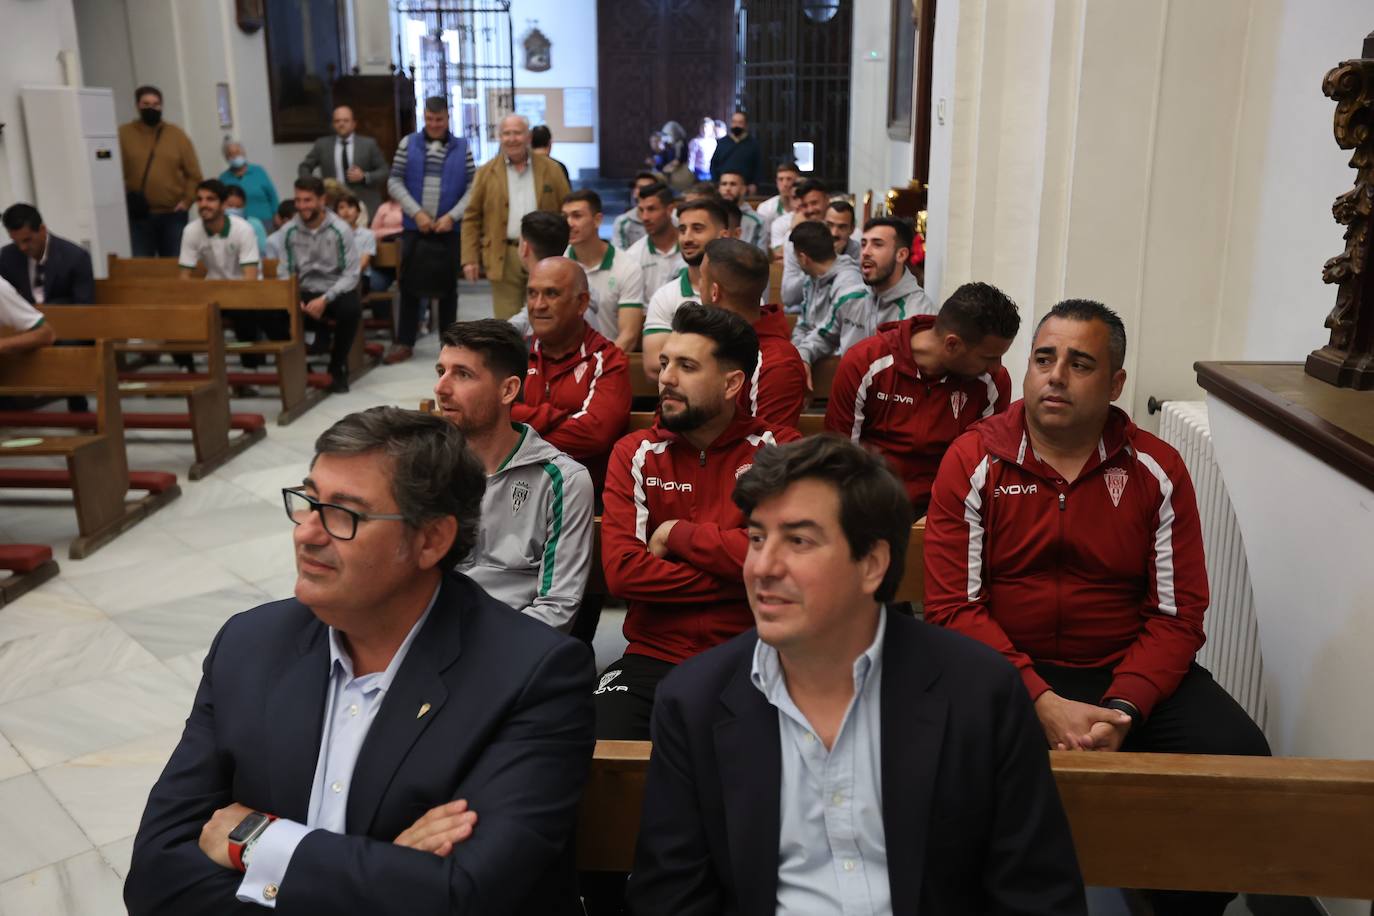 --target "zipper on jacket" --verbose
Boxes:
[1058,492,1065,511]
[699,449,706,467]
